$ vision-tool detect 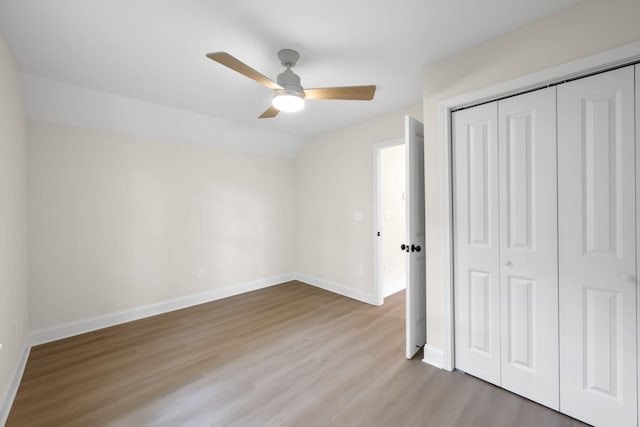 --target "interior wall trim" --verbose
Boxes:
[3,273,377,421]
[30,273,295,347]
[438,40,640,372]
[29,273,378,348]
[0,337,31,426]
[384,279,406,298]
[423,344,444,369]
[294,272,380,306]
